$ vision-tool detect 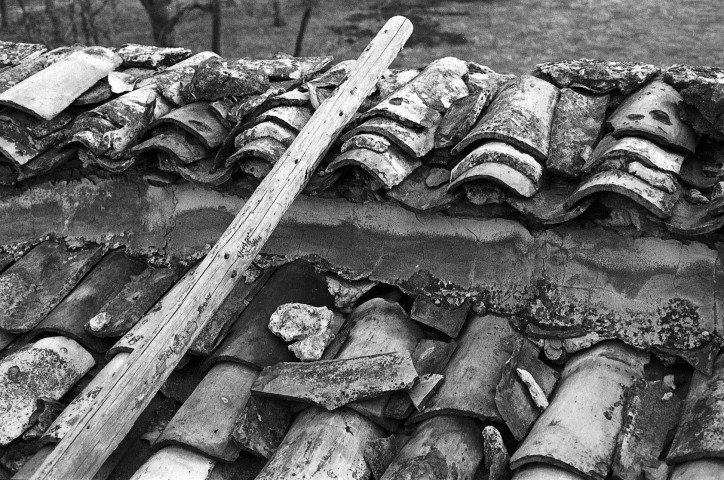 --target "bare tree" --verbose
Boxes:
[211,0,221,53]
[1,0,8,29]
[294,0,316,56]
[272,0,285,27]
[139,0,178,46]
